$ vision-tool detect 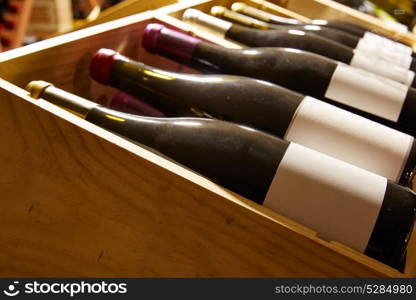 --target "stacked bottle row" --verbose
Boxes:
[24,3,416,271]
[0,0,20,48]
